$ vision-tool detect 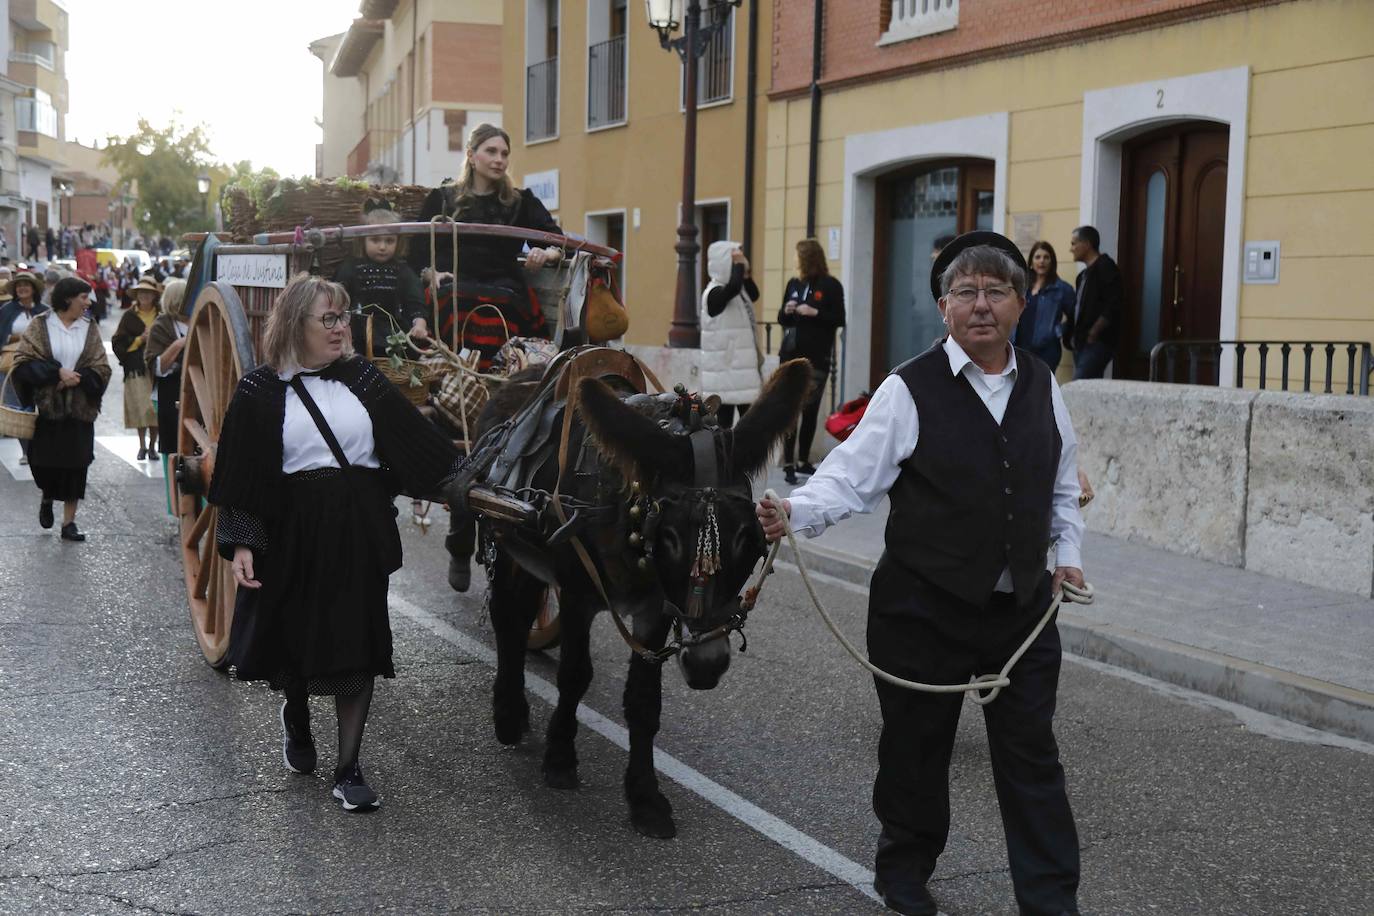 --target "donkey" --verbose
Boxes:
[473,357,810,838]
